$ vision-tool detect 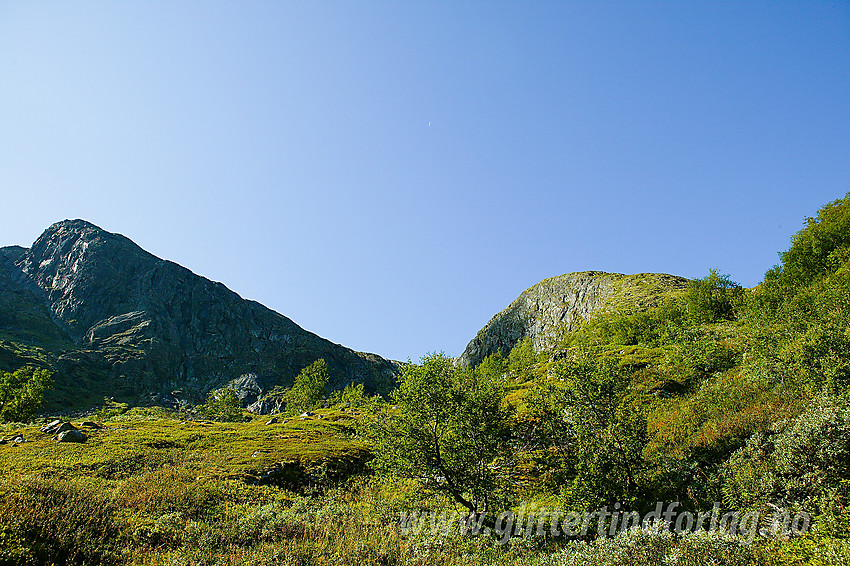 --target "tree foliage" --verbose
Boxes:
[724,393,850,536]
[370,353,516,515]
[779,192,850,287]
[281,359,330,416]
[684,269,743,323]
[0,367,53,423]
[197,387,244,422]
[528,354,650,509]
